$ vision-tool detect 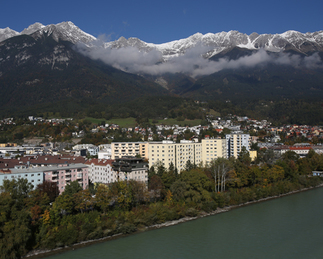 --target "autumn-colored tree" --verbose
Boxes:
[41,209,51,225]
[238,146,252,166]
[128,180,149,206]
[165,190,173,206]
[0,188,33,258]
[95,184,111,213]
[52,193,74,216]
[161,170,177,189]
[64,180,83,196]
[0,178,33,208]
[108,181,133,210]
[170,180,187,201]
[73,189,94,213]
[30,204,42,223]
[178,169,213,203]
[36,181,59,202]
[0,209,32,258]
[25,189,50,212]
[267,165,285,183]
[149,175,165,201]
